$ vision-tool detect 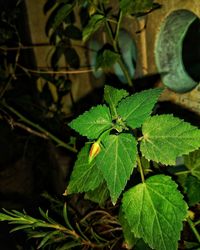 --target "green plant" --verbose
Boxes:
[0,0,200,250]
[65,85,200,249]
[1,86,200,249]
